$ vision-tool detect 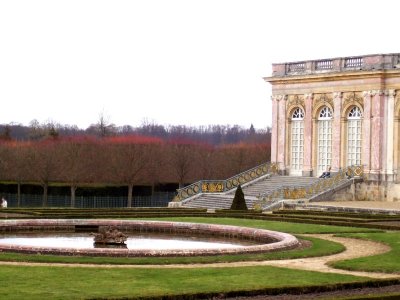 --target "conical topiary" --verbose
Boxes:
[230,185,248,210]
